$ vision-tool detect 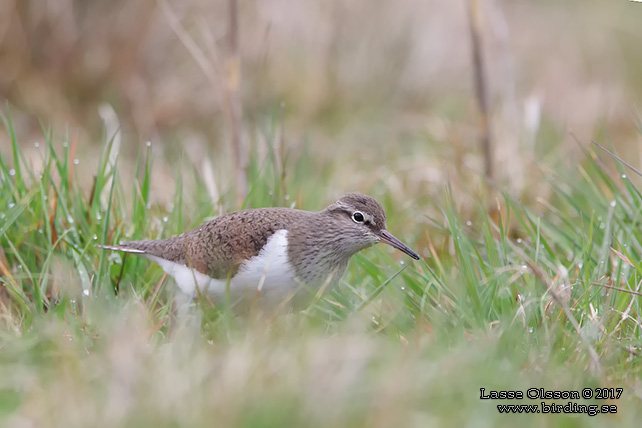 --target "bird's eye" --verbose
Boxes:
[352,211,365,223]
